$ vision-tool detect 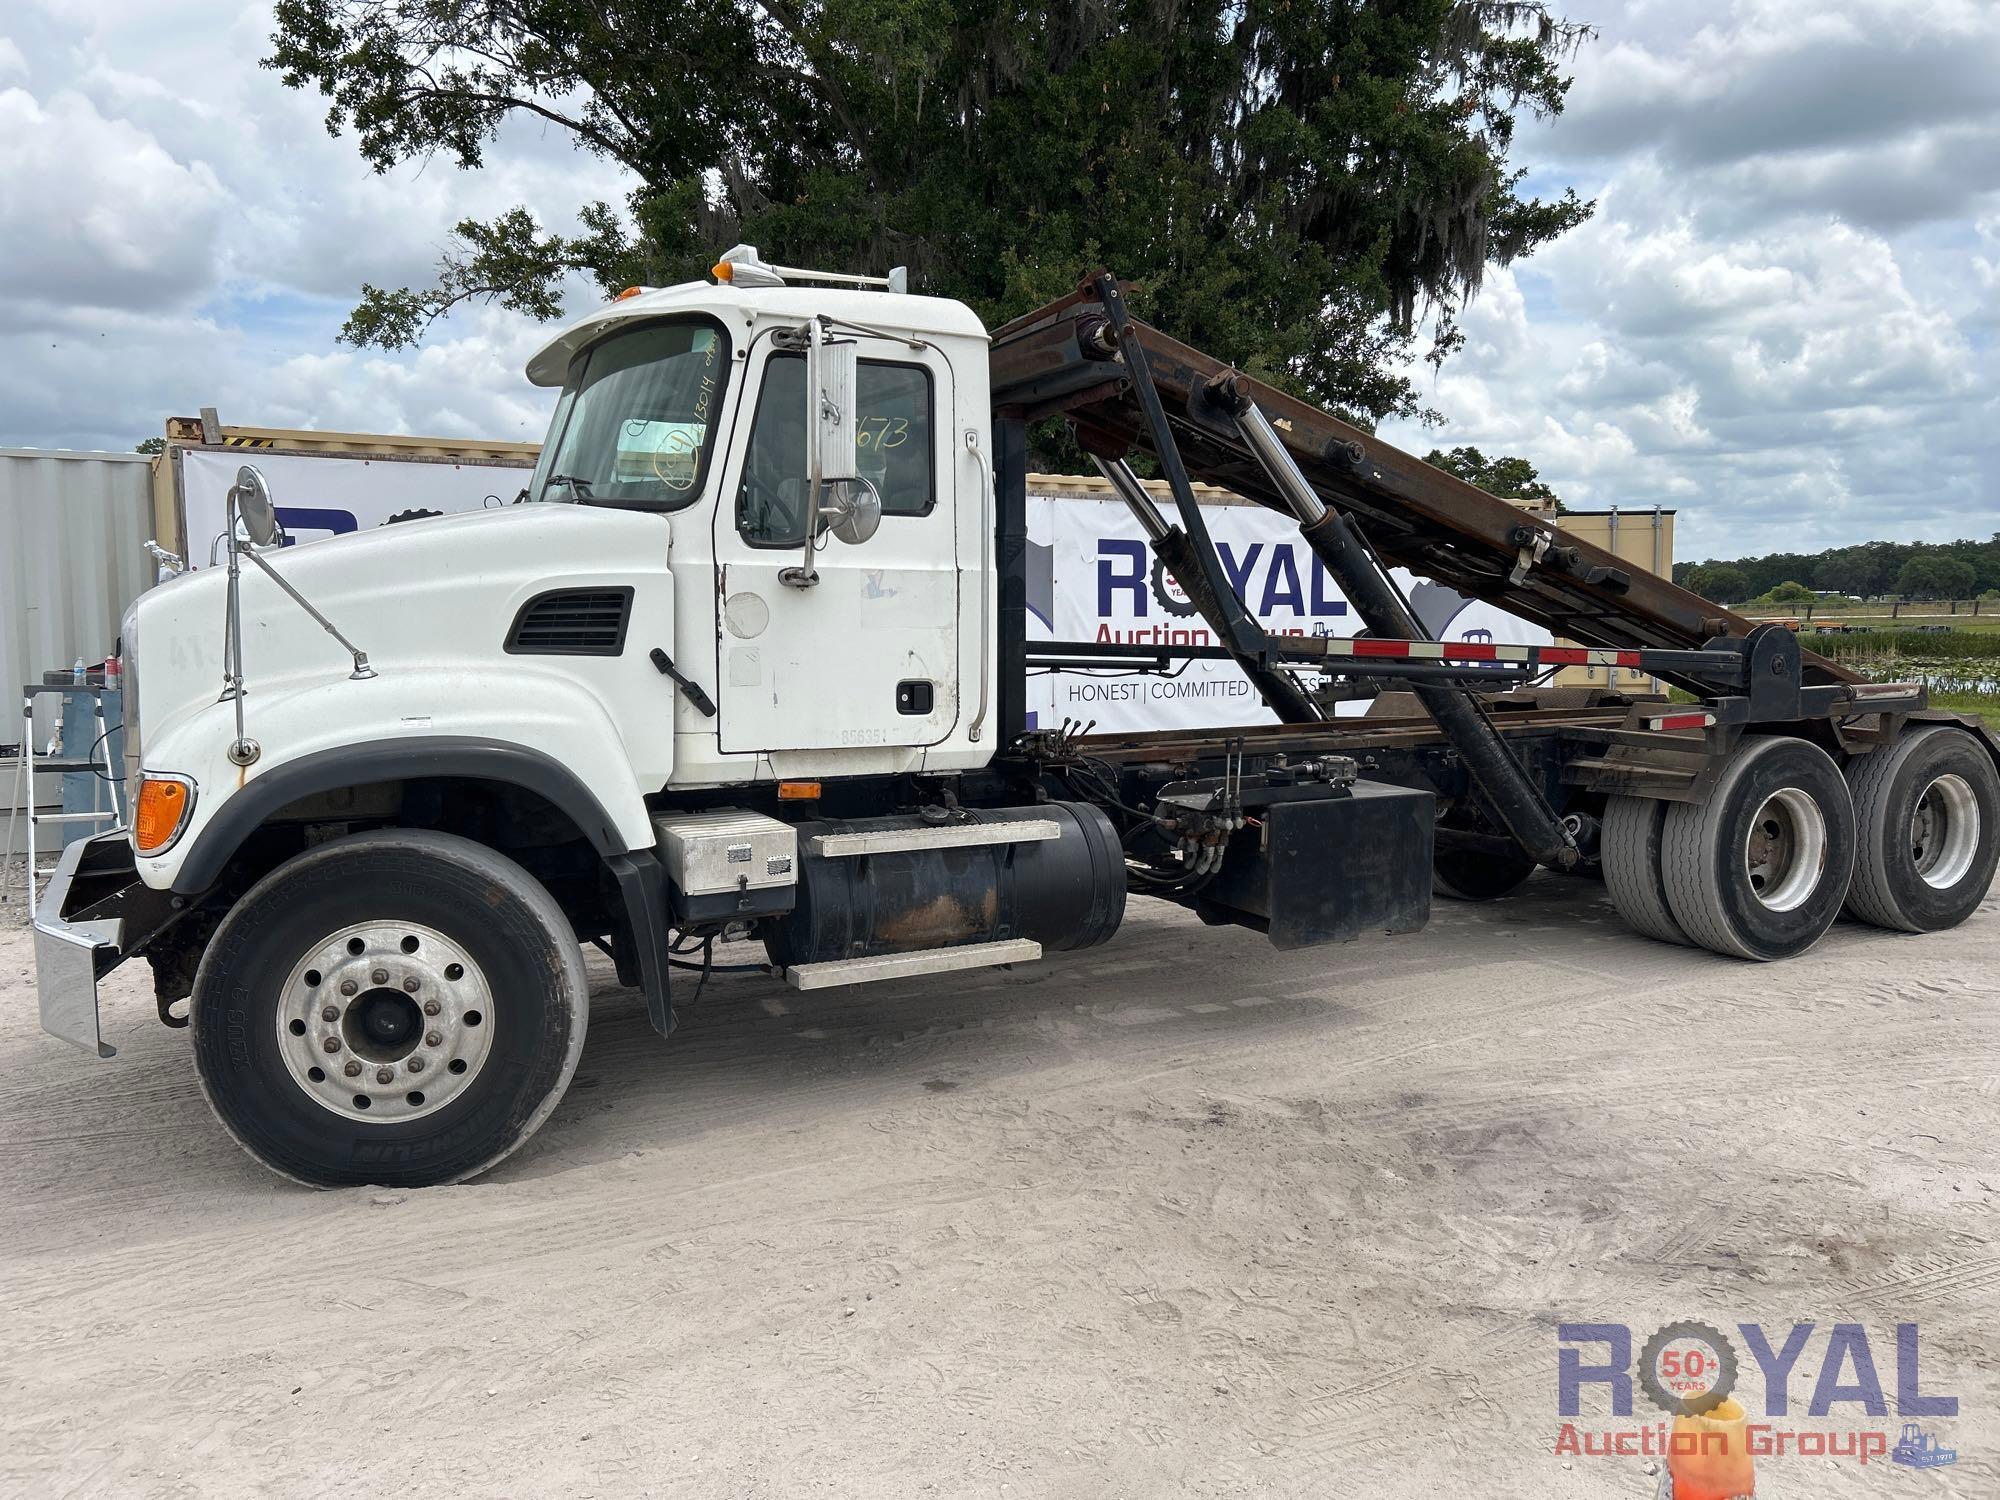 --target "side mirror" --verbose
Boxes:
[809,336,859,487]
[782,323,869,589]
[824,479,882,546]
[232,464,283,548]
